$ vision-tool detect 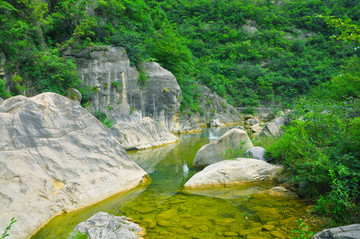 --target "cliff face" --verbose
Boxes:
[63,46,181,131]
